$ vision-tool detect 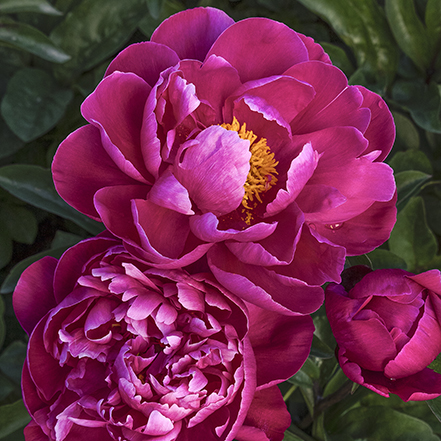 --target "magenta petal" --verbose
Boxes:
[24,421,48,441]
[236,387,291,441]
[391,368,441,401]
[297,34,331,63]
[408,270,441,296]
[385,295,441,378]
[208,244,324,315]
[133,199,191,260]
[179,56,242,124]
[266,143,319,217]
[297,184,346,215]
[13,257,57,335]
[356,85,395,162]
[175,126,250,216]
[149,169,194,215]
[105,41,180,87]
[207,18,308,83]
[52,125,139,220]
[94,184,147,242]
[190,212,277,243]
[81,72,152,183]
[247,302,314,388]
[313,195,397,255]
[27,316,68,401]
[151,7,234,61]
